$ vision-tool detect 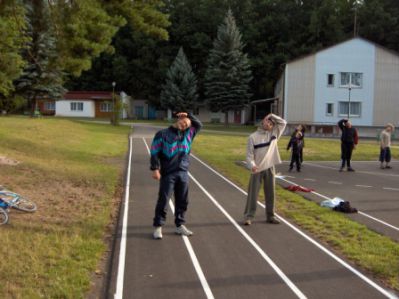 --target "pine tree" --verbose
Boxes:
[14,0,65,115]
[0,0,28,97]
[204,9,252,124]
[160,47,199,113]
